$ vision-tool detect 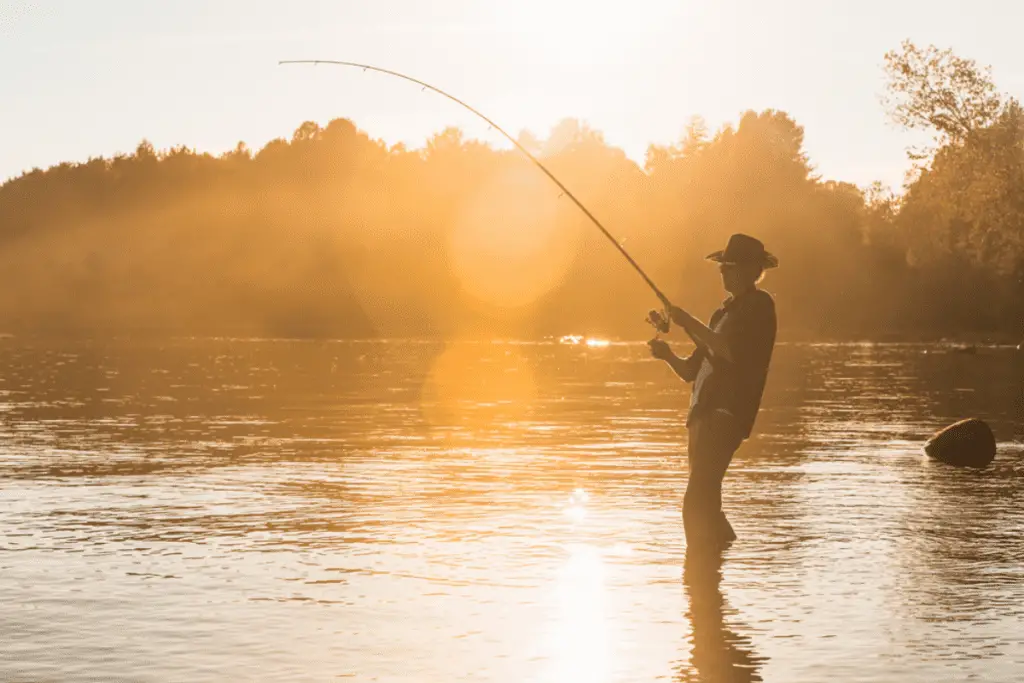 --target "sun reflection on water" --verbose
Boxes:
[543,542,613,683]
[564,487,590,524]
